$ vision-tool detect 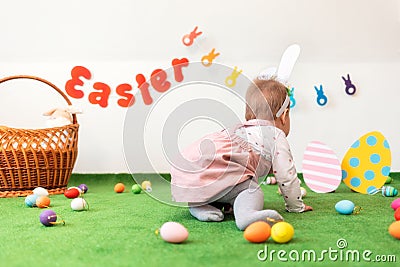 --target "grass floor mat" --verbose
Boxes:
[0,173,399,267]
